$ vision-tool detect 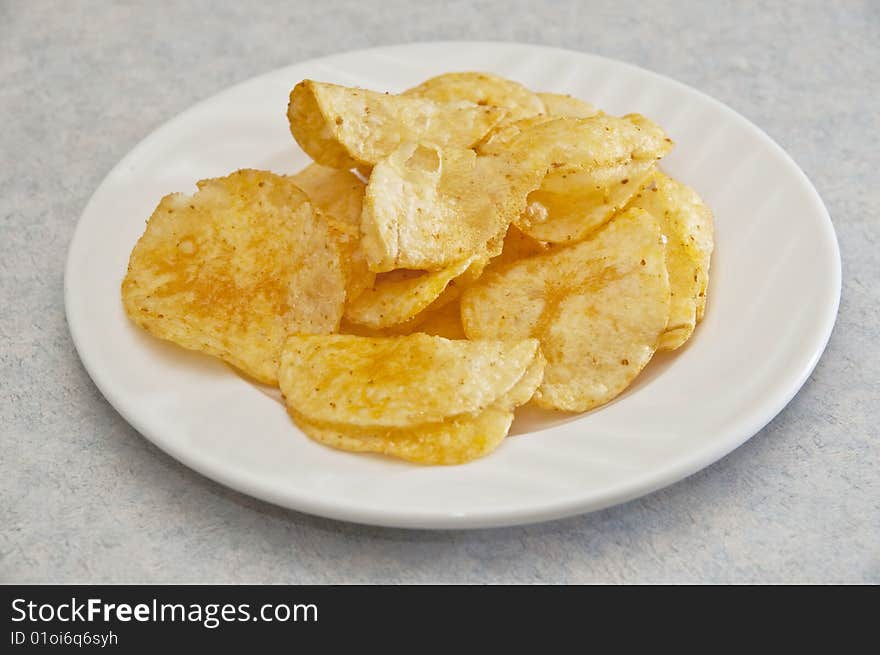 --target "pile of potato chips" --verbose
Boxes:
[122,72,714,465]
